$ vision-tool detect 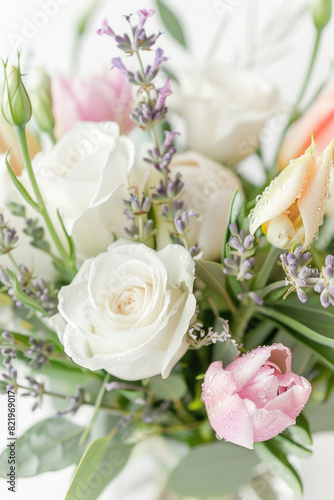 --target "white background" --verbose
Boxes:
[1,0,334,499]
